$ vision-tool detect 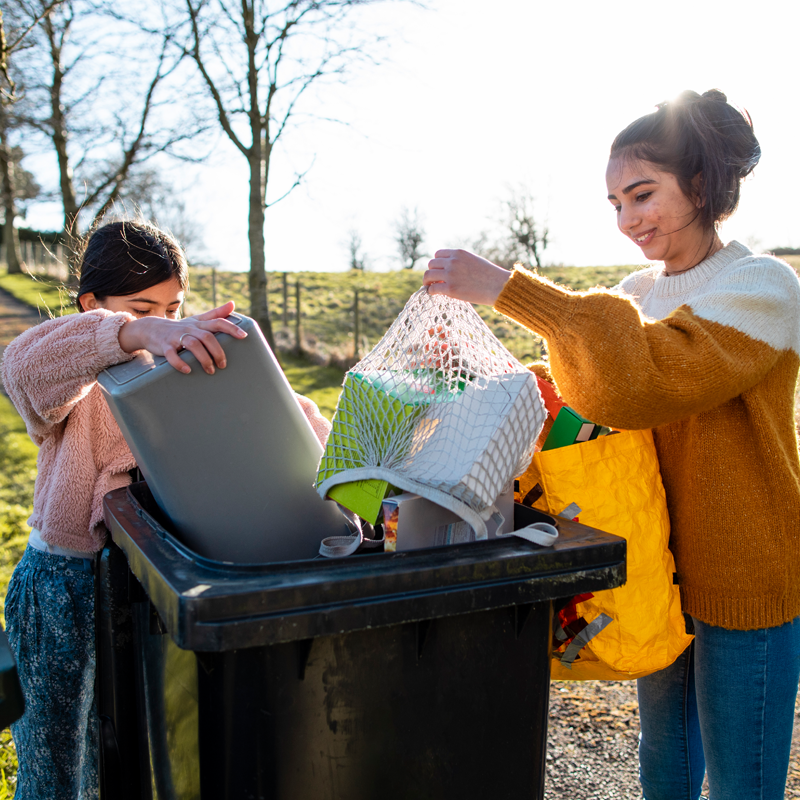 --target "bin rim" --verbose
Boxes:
[103,483,626,652]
